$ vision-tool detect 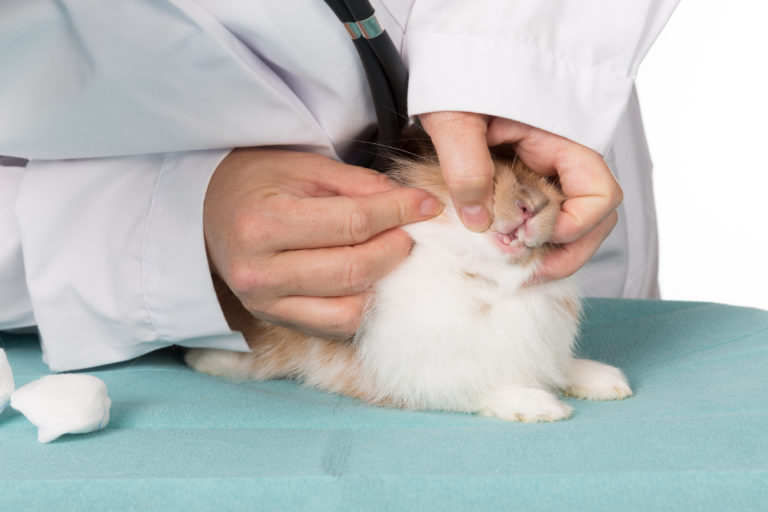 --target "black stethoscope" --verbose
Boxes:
[322,0,409,169]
